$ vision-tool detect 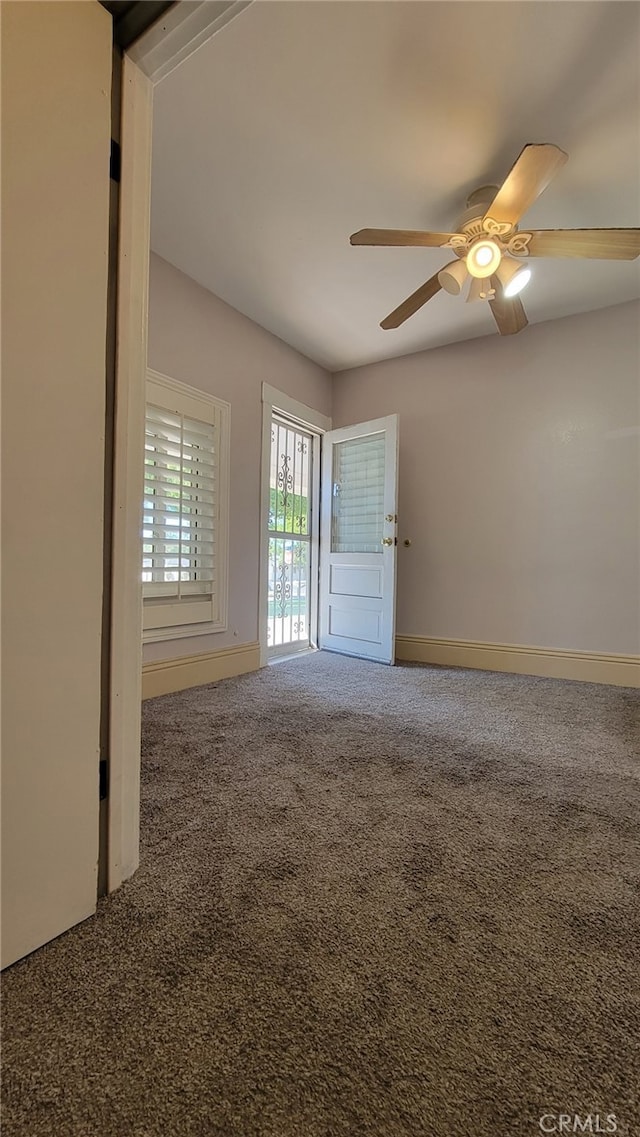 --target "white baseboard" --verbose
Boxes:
[142,641,261,699]
[395,635,640,688]
[142,637,639,696]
